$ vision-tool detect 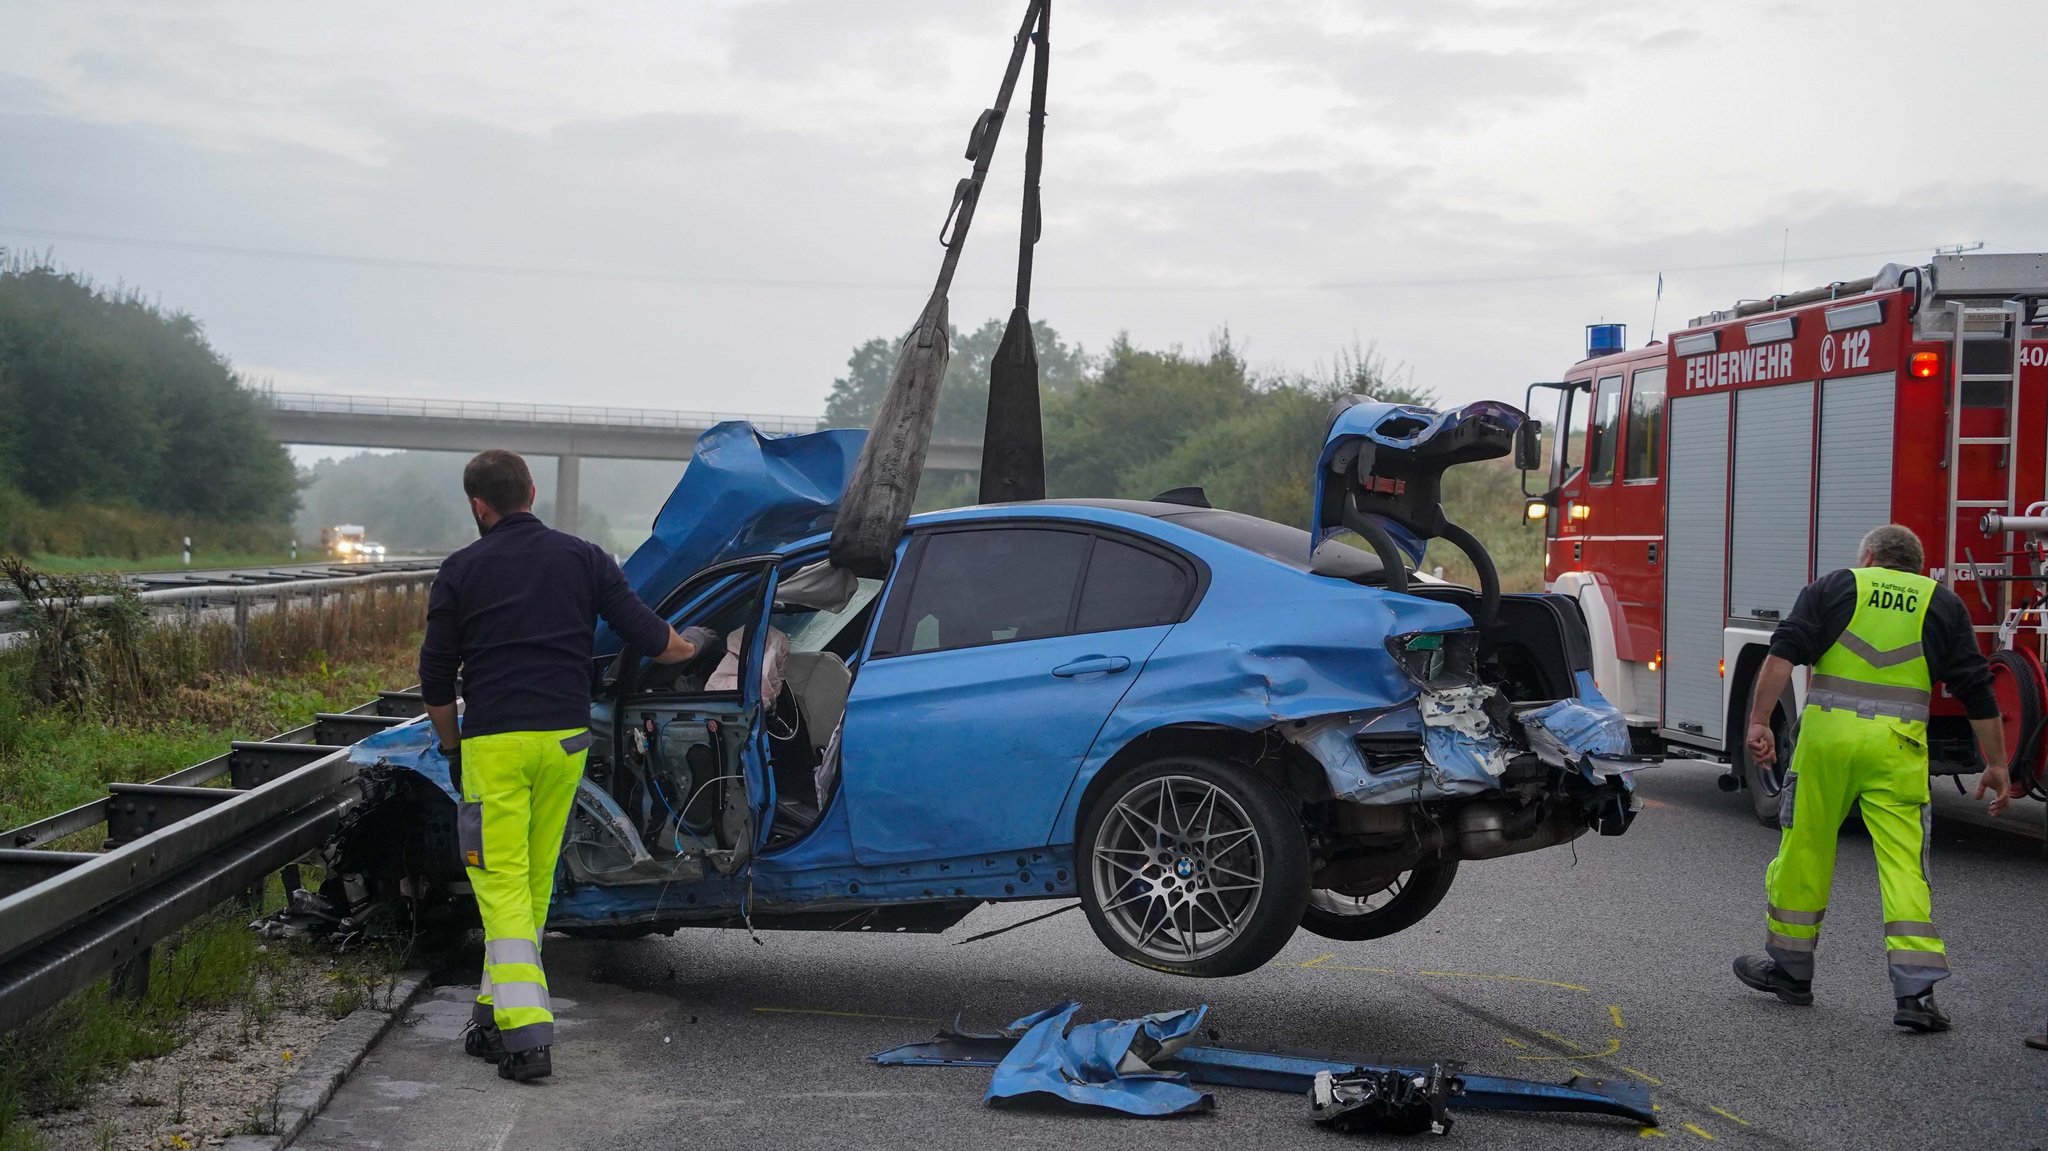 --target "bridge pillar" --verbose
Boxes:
[556,453,581,535]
